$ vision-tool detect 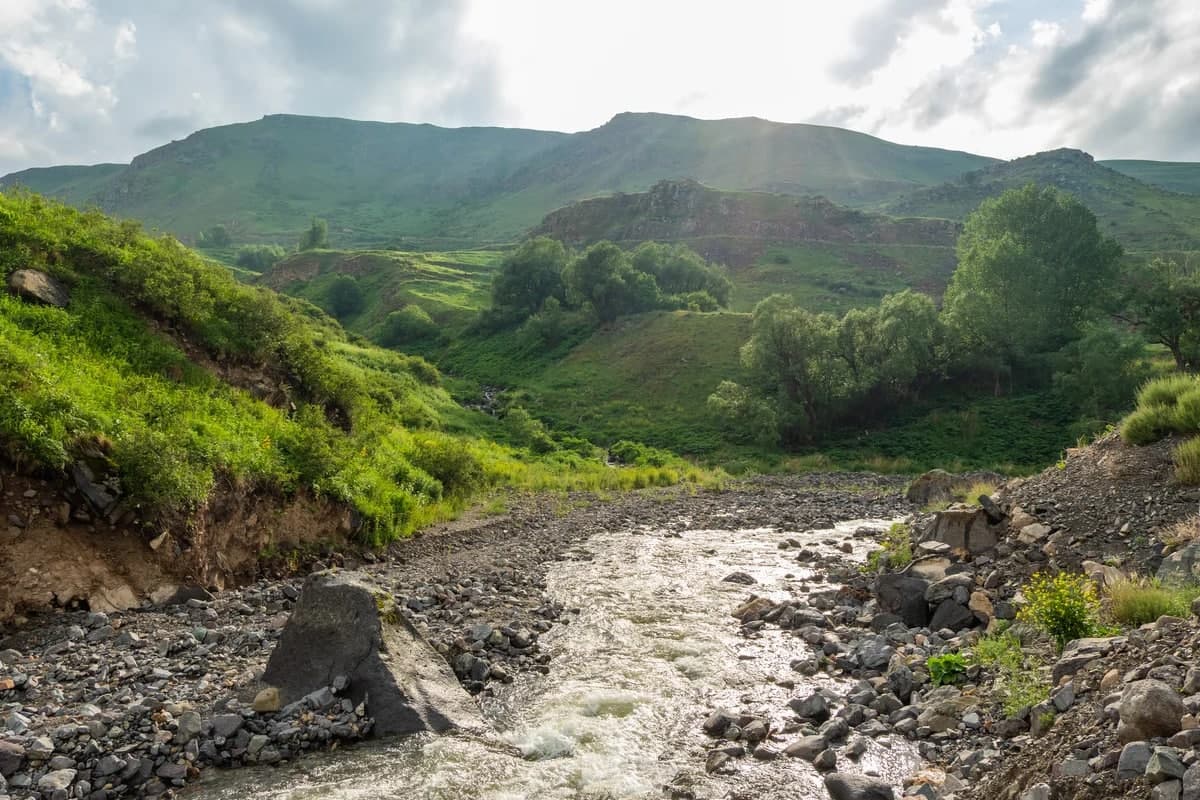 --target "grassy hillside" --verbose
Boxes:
[0,112,994,247]
[0,191,710,548]
[1103,160,1200,196]
[884,149,1200,251]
